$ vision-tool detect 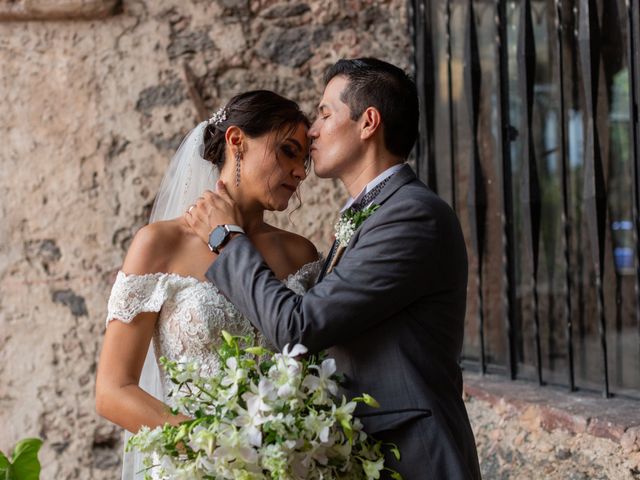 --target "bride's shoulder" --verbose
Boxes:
[263,226,319,270]
[121,219,184,275]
